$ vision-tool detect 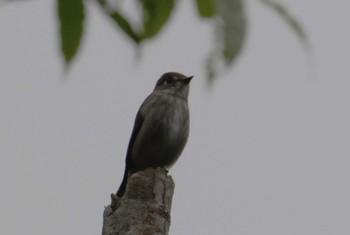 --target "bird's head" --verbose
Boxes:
[155,72,193,99]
